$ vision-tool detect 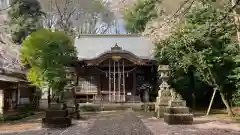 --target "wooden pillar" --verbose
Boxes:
[87,79,89,103]
[17,84,20,105]
[118,61,120,102]
[109,60,111,102]
[122,60,125,102]
[113,61,116,101]
[0,89,4,115]
[133,71,136,103]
